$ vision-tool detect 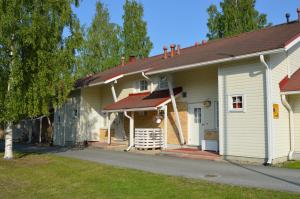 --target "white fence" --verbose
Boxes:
[134,128,164,149]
